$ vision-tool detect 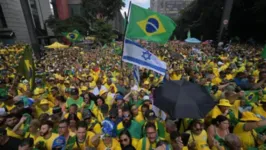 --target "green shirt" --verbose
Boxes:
[66,97,84,109]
